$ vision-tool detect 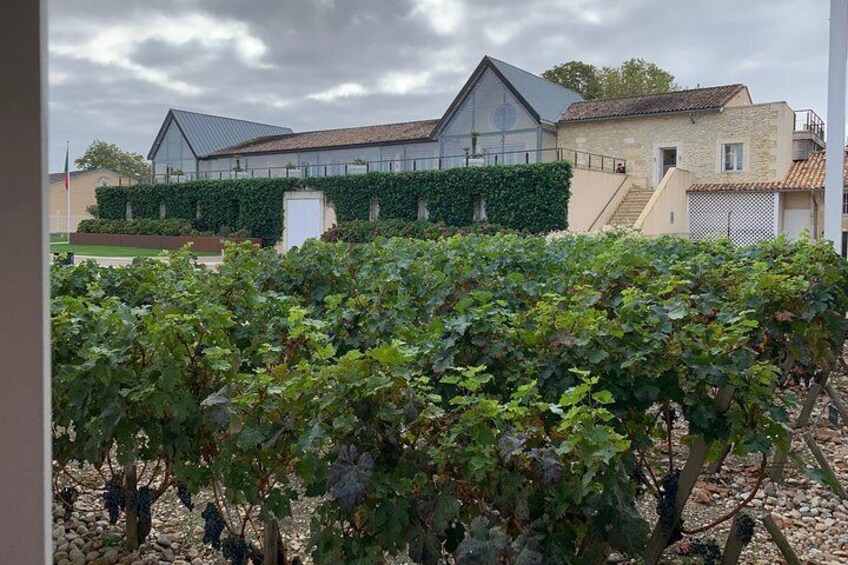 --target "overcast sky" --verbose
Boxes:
[48,0,832,172]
